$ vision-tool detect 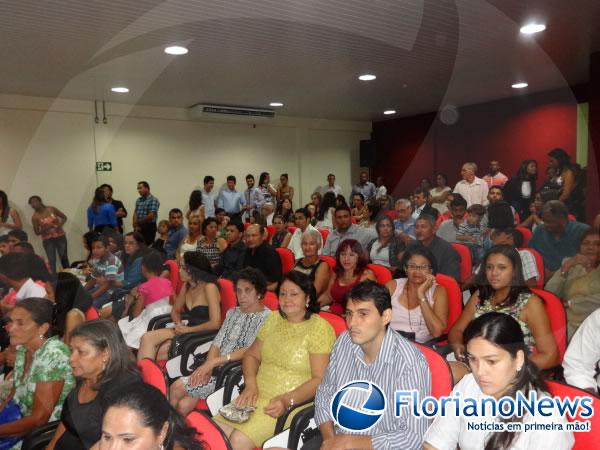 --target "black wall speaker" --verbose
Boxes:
[359,140,377,167]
